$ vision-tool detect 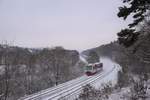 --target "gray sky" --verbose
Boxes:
[0,0,131,51]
